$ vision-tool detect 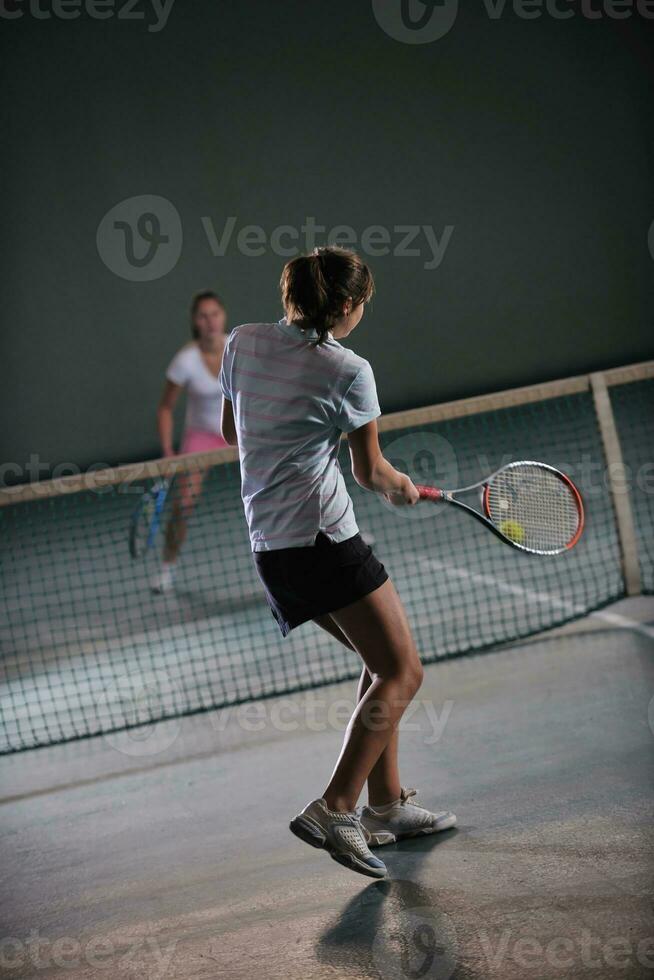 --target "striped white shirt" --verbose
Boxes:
[220,318,381,552]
